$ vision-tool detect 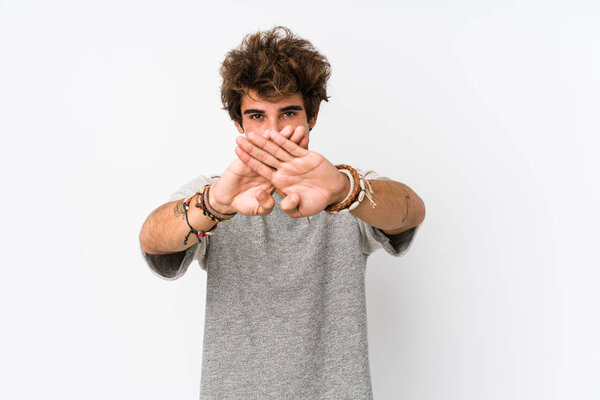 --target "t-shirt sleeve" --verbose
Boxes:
[358,220,422,257]
[140,175,217,280]
[355,169,423,257]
